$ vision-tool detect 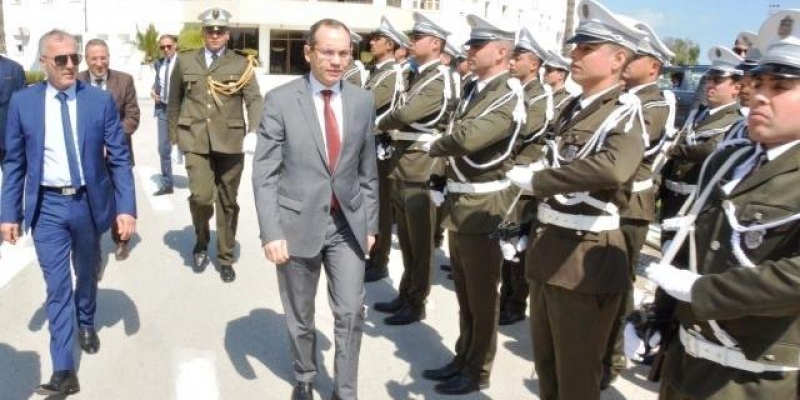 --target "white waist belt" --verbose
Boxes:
[389,130,437,142]
[664,179,696,195]
[632,178,654,193]
[537,204,619,232]
[680,327,800,373]
[446,179,511,194]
